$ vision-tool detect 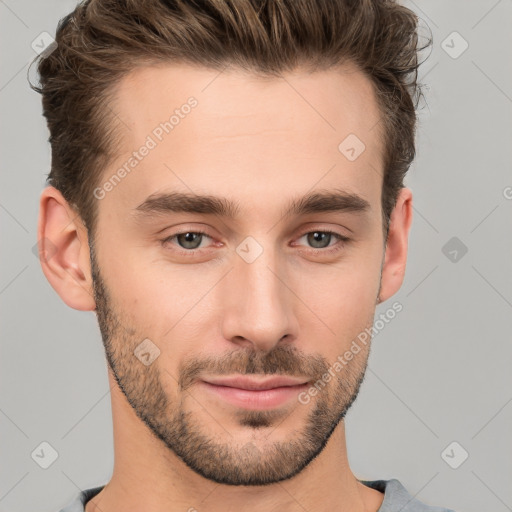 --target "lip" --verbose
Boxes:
[200,375,310,410]
[202,375,309,390]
